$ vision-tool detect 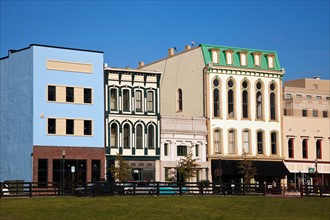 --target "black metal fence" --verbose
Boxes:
[1,181,329,198]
